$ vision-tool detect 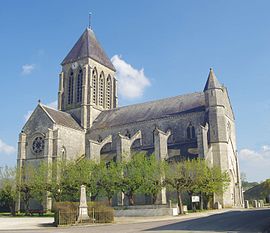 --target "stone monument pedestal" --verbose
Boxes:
[77,185,90,222]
